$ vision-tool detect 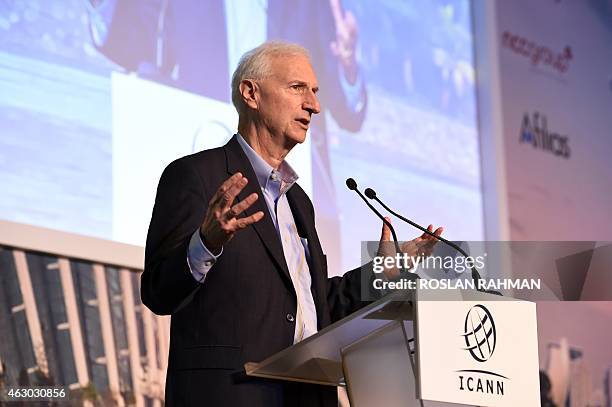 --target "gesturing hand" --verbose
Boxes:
[199,172,264,254]
[377,217,444,279]
[399,224,444,260]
